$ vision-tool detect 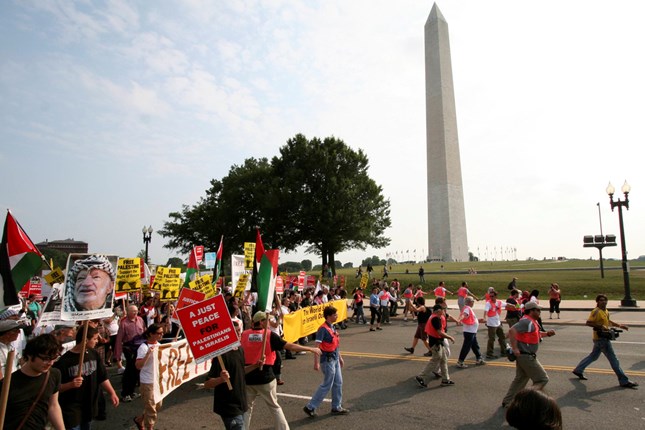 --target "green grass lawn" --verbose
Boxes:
[330,259,644,301]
